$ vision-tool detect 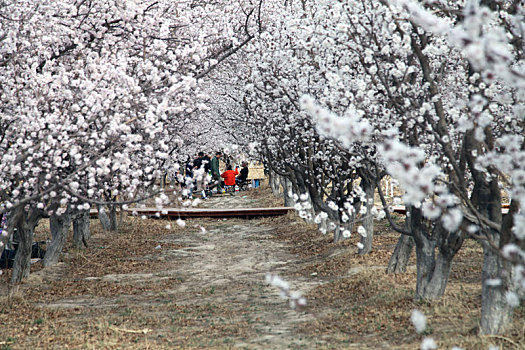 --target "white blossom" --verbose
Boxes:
[421,338,437,350]
[441,208,463,232]
[411,309,427,334]
[505,291,520,308]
